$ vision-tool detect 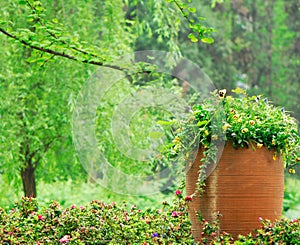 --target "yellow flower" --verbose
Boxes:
[174,144,181,151]
[212,135,218,140]
[272,155,277,160]
[176,127,182,133]
[230,108,235,114]
[241,128,249,133]
[222,123,231,131]
[172,136,180,144]
[288,168,296,174]
[204,130,209,136]
[272,140,276,145]
[257,143,263,148]
[249,120,255,126]
[233,114,239,119]
[219,89,226,98]
[237,118,242,123]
